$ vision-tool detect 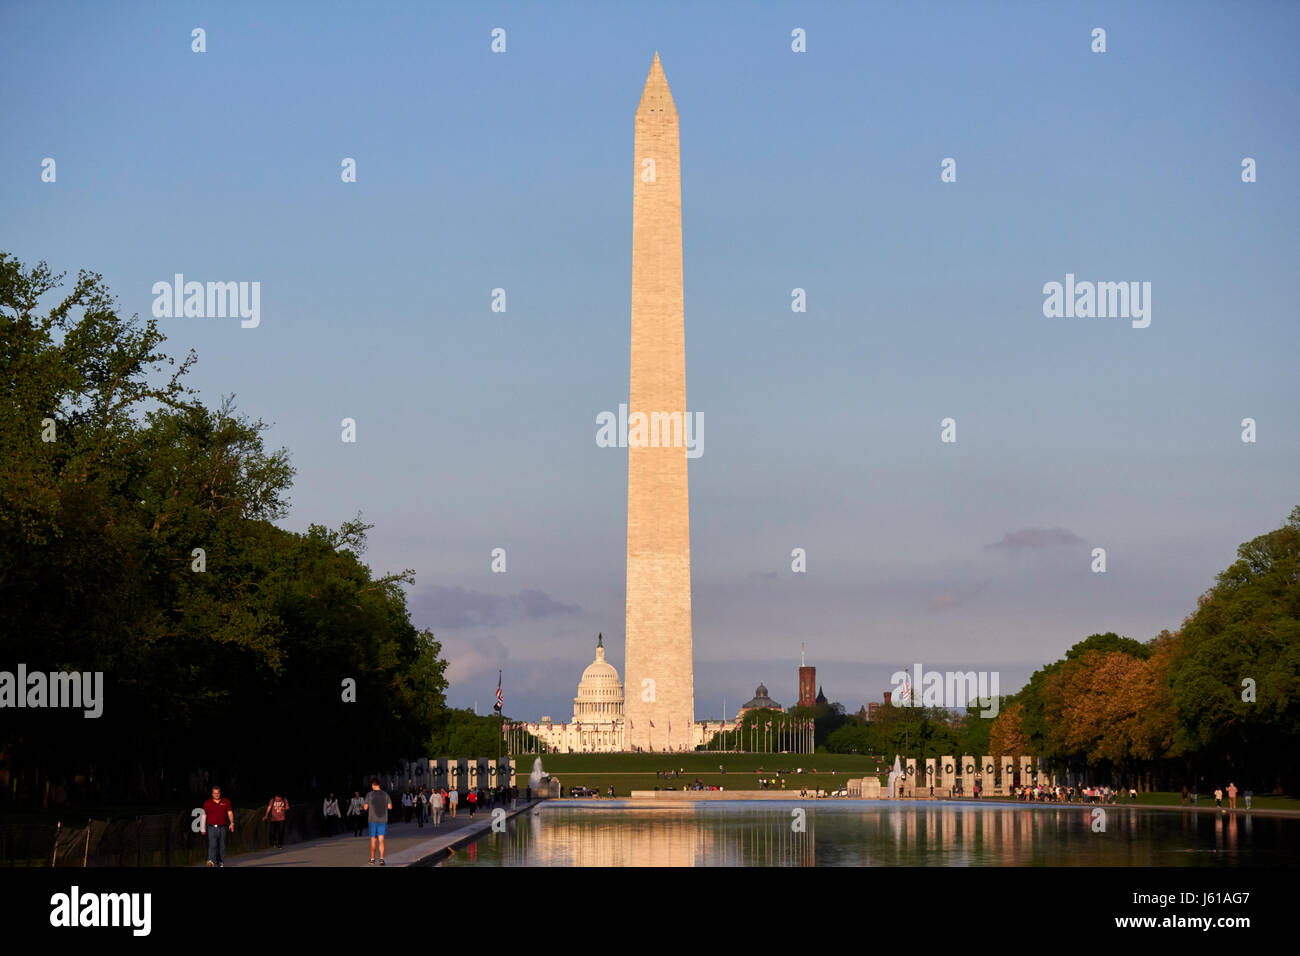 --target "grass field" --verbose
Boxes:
[508,752,888,795]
